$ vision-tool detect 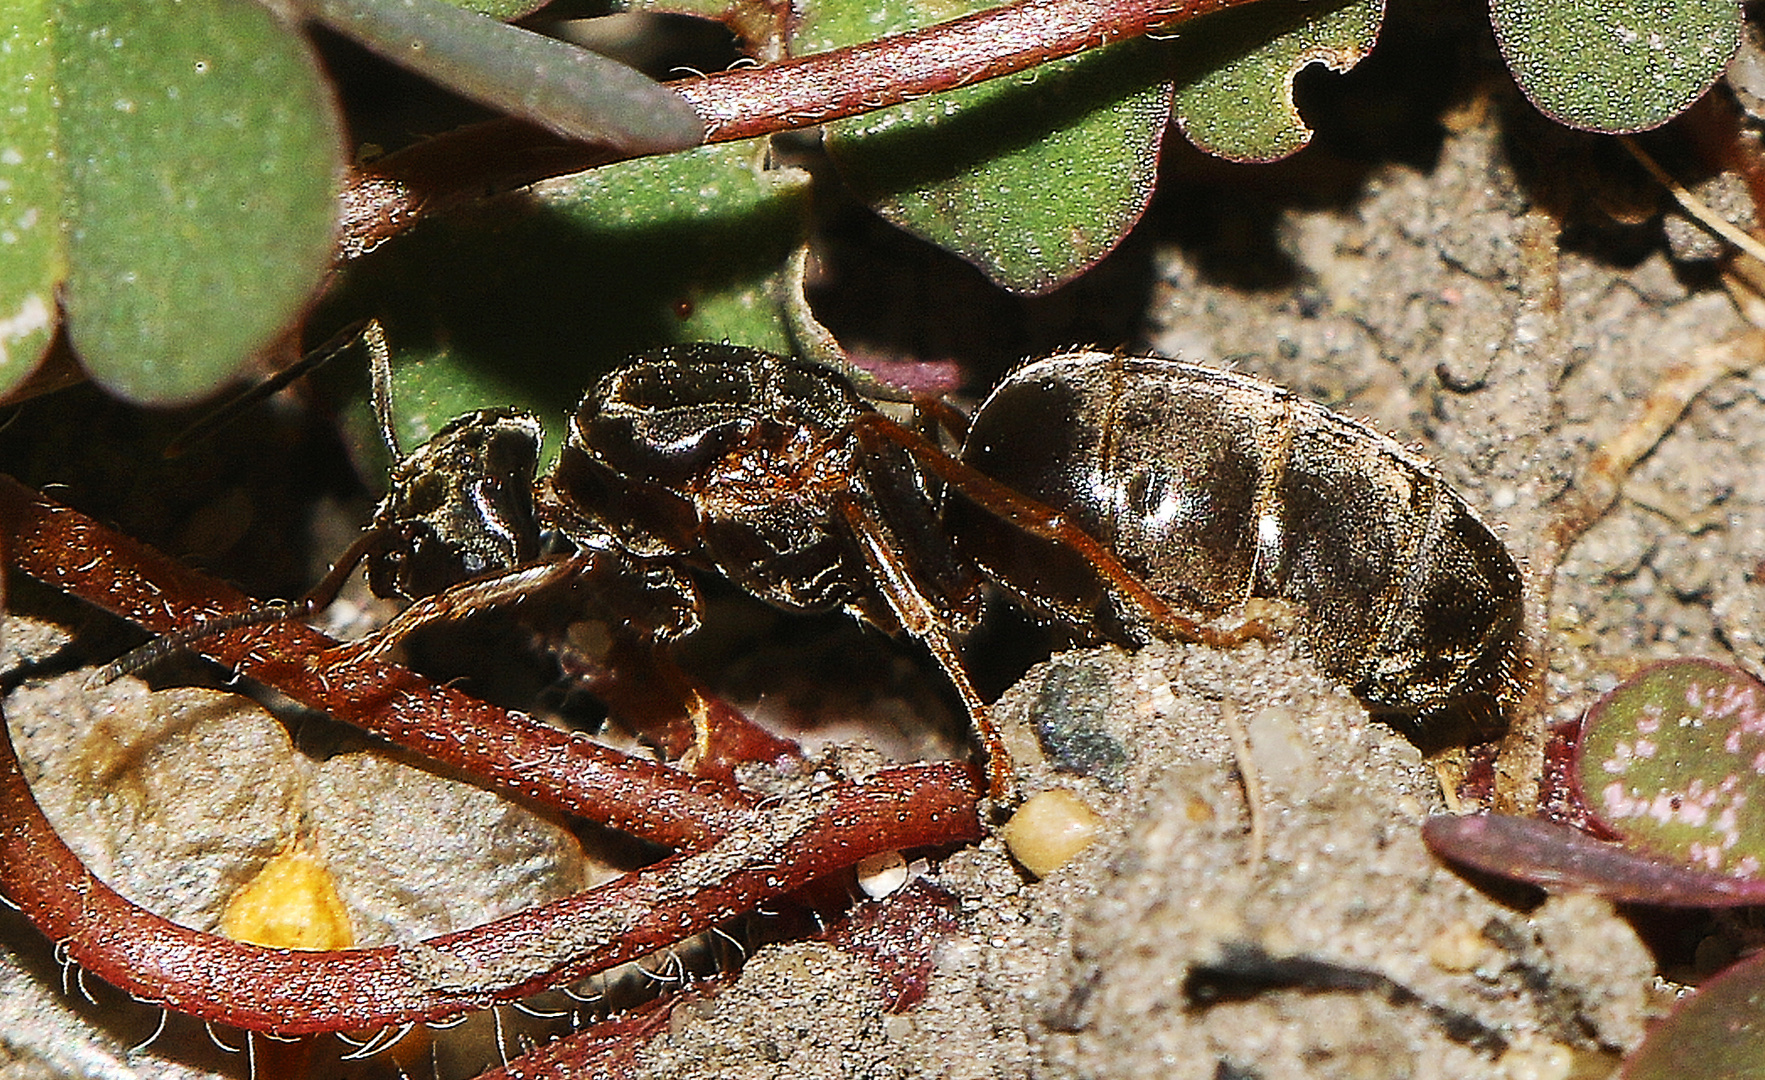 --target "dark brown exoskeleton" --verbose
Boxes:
[540,345,1018,786]
[946,352,1525,725]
